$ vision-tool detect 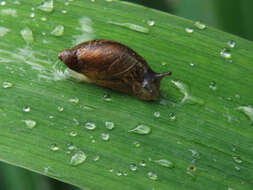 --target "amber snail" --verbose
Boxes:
[58,39,171,101]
